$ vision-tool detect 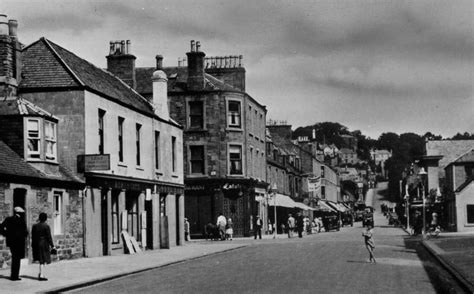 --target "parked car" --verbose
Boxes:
[323,215,340,232]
